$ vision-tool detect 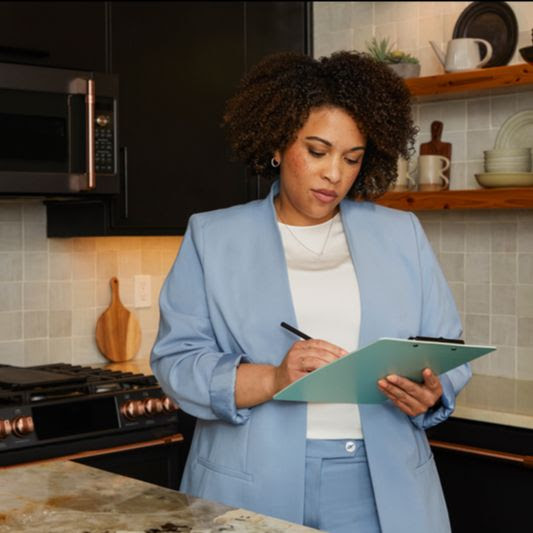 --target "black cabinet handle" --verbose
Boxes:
[430,439,533,469]
[121,146,129,219]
